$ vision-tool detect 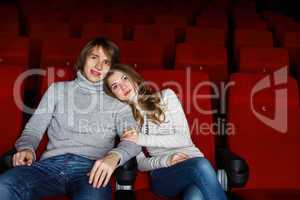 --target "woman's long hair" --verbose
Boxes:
[104,64,165,127]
